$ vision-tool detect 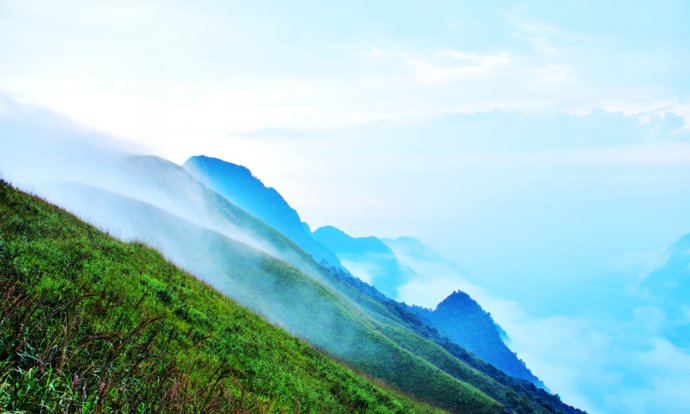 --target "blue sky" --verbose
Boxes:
[2,1,690,412]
